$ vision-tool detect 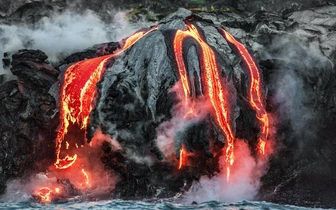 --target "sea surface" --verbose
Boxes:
[0,200,325,210]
